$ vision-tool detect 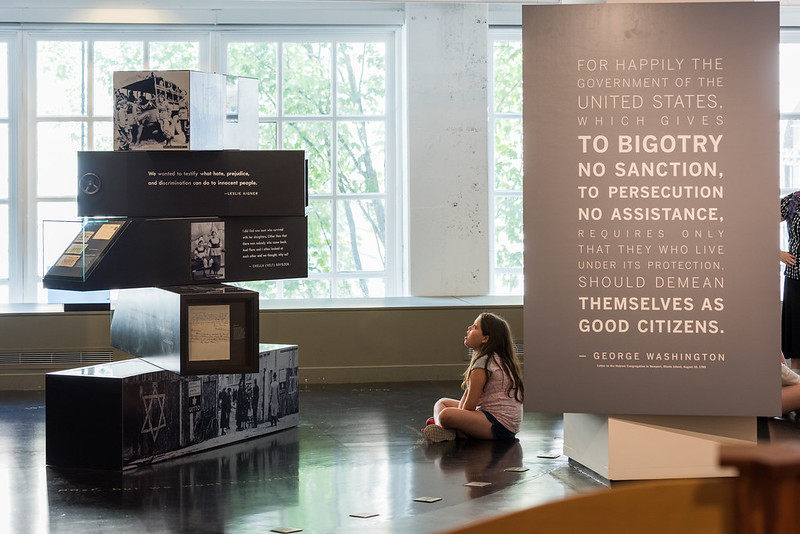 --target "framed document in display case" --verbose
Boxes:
[111,284,259,375]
